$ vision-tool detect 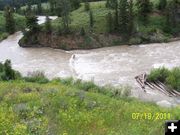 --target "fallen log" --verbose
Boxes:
[150,82,171,96]
[157,81,179,97]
